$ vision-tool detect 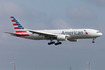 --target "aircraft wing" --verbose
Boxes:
[27,30,70,38]
[28,30,57,36]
